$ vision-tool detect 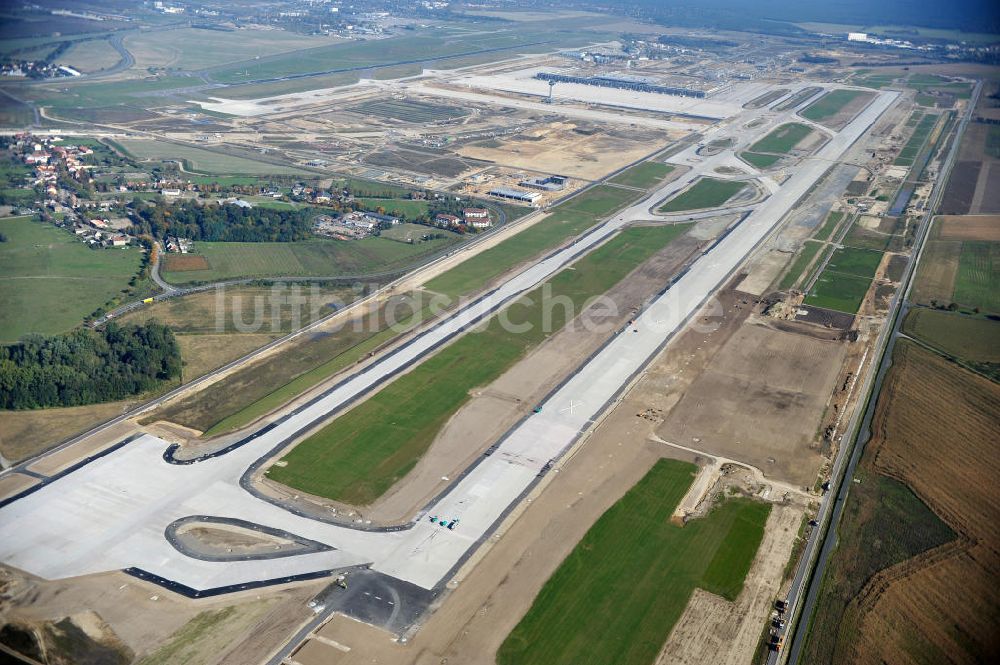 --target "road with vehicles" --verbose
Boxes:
[0,88,897,613]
